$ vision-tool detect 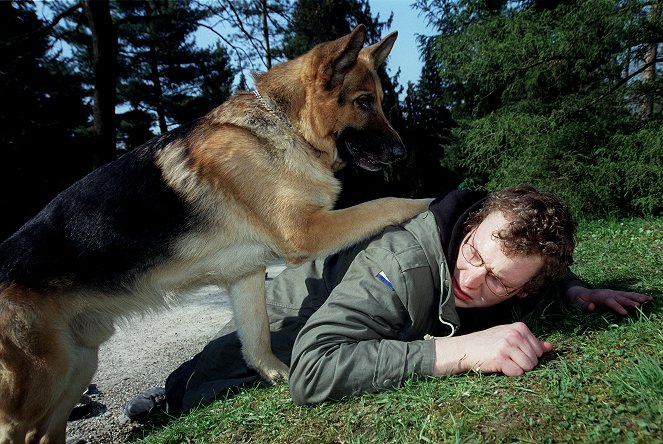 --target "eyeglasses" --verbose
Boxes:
[461,230,521,298]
